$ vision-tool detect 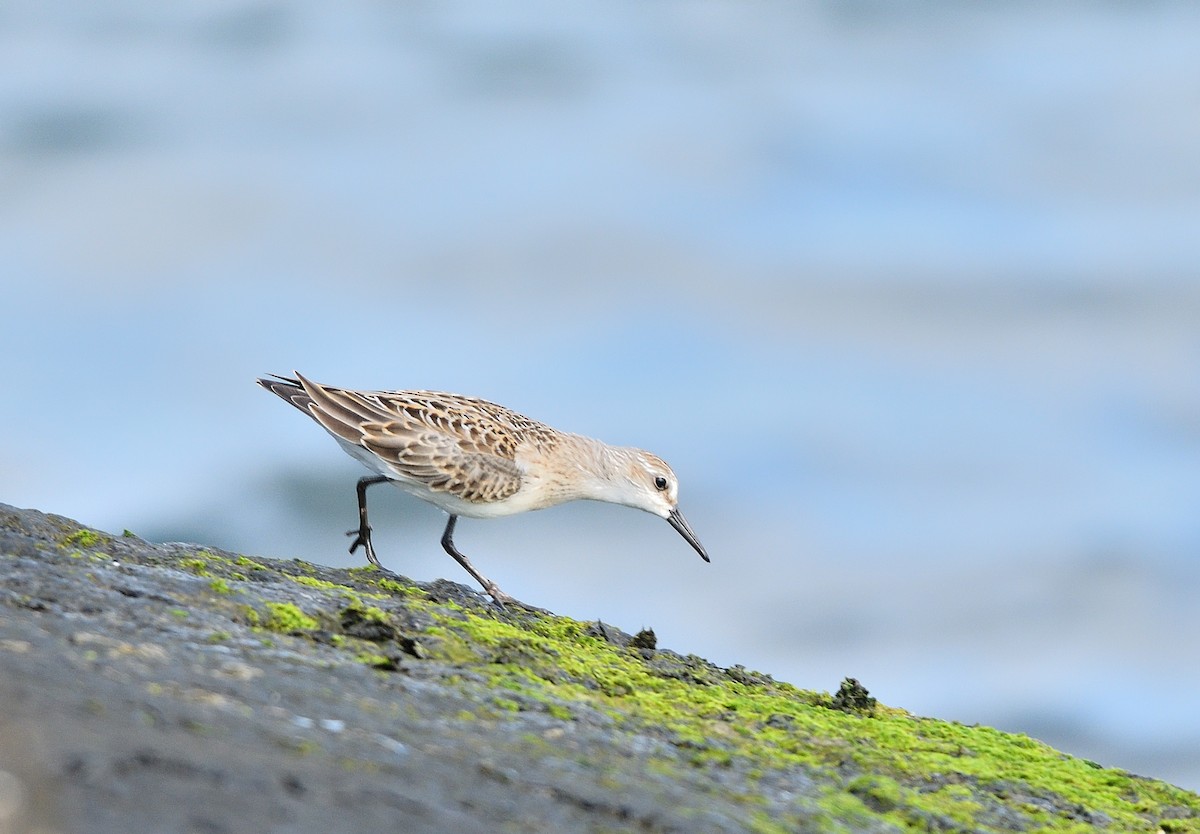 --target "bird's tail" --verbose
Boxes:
[256,373,317,416]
